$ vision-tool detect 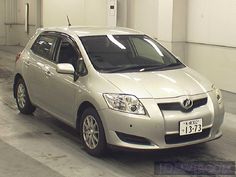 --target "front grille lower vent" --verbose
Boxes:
[158,97,207,112]
[116,132,151,145]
